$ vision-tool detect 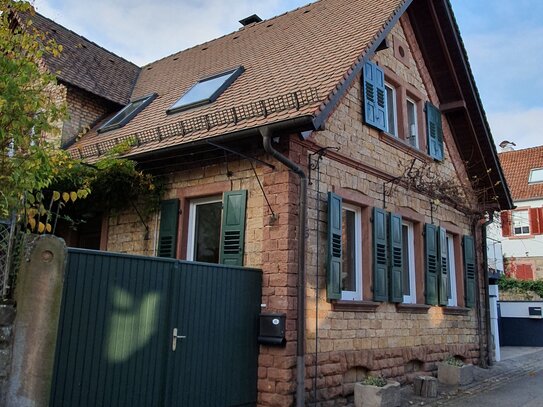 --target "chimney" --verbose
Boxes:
[499,140,516,152]
[239,14,262,26]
